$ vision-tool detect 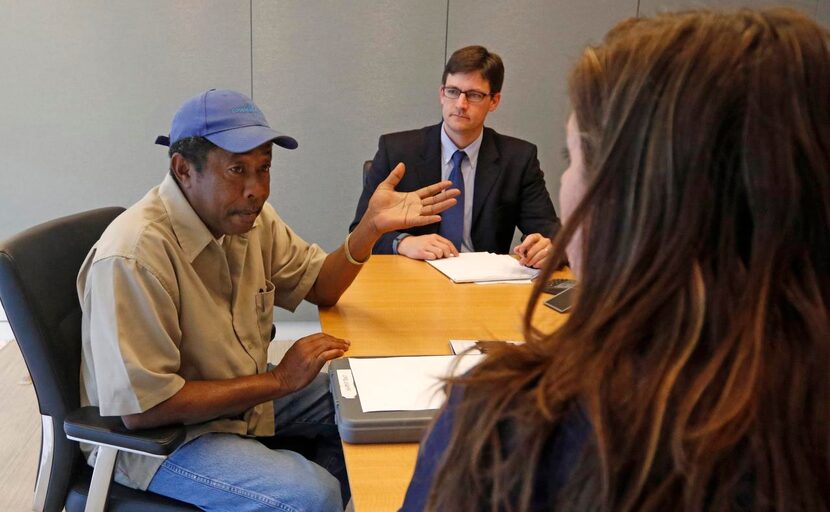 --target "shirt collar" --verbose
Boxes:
[440,123,484,170]
[158,173,261,262]
[158,174,215,262]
